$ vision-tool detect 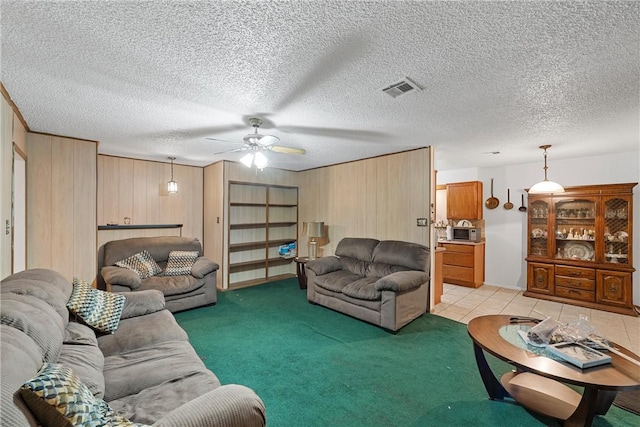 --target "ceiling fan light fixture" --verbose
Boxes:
[529,145,565,194]
[254,152,268,170]
[240,153,254,168]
